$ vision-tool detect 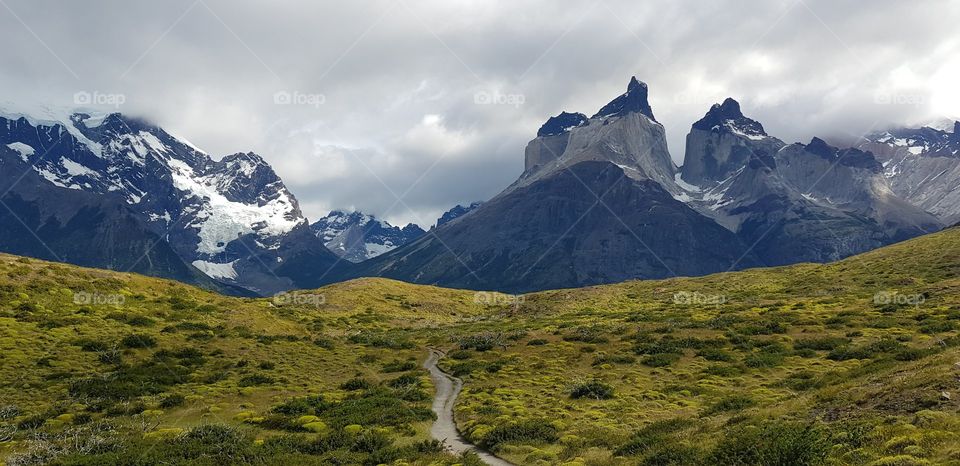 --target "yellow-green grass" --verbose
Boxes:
[0,228,959,465]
